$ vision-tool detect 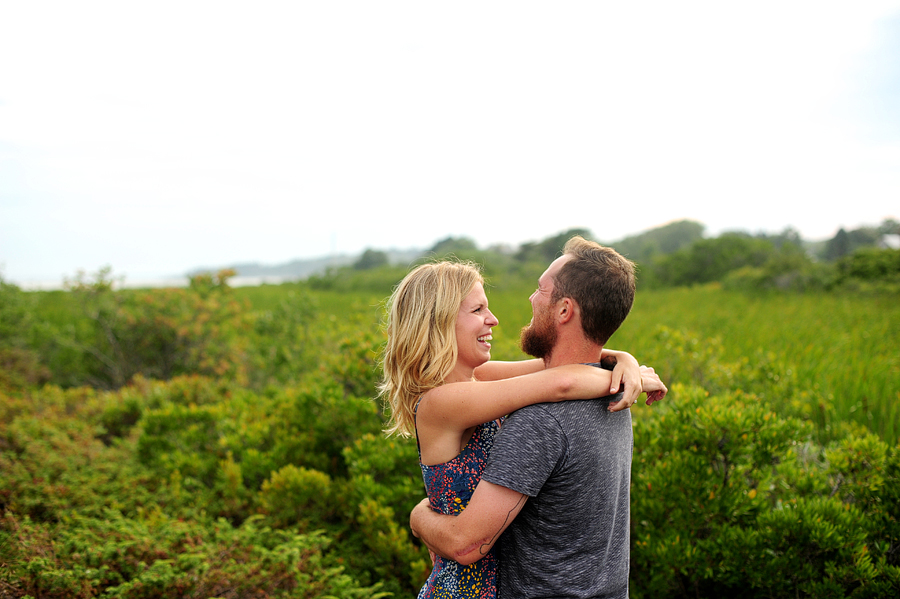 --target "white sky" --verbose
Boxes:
[2,0,899,285]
